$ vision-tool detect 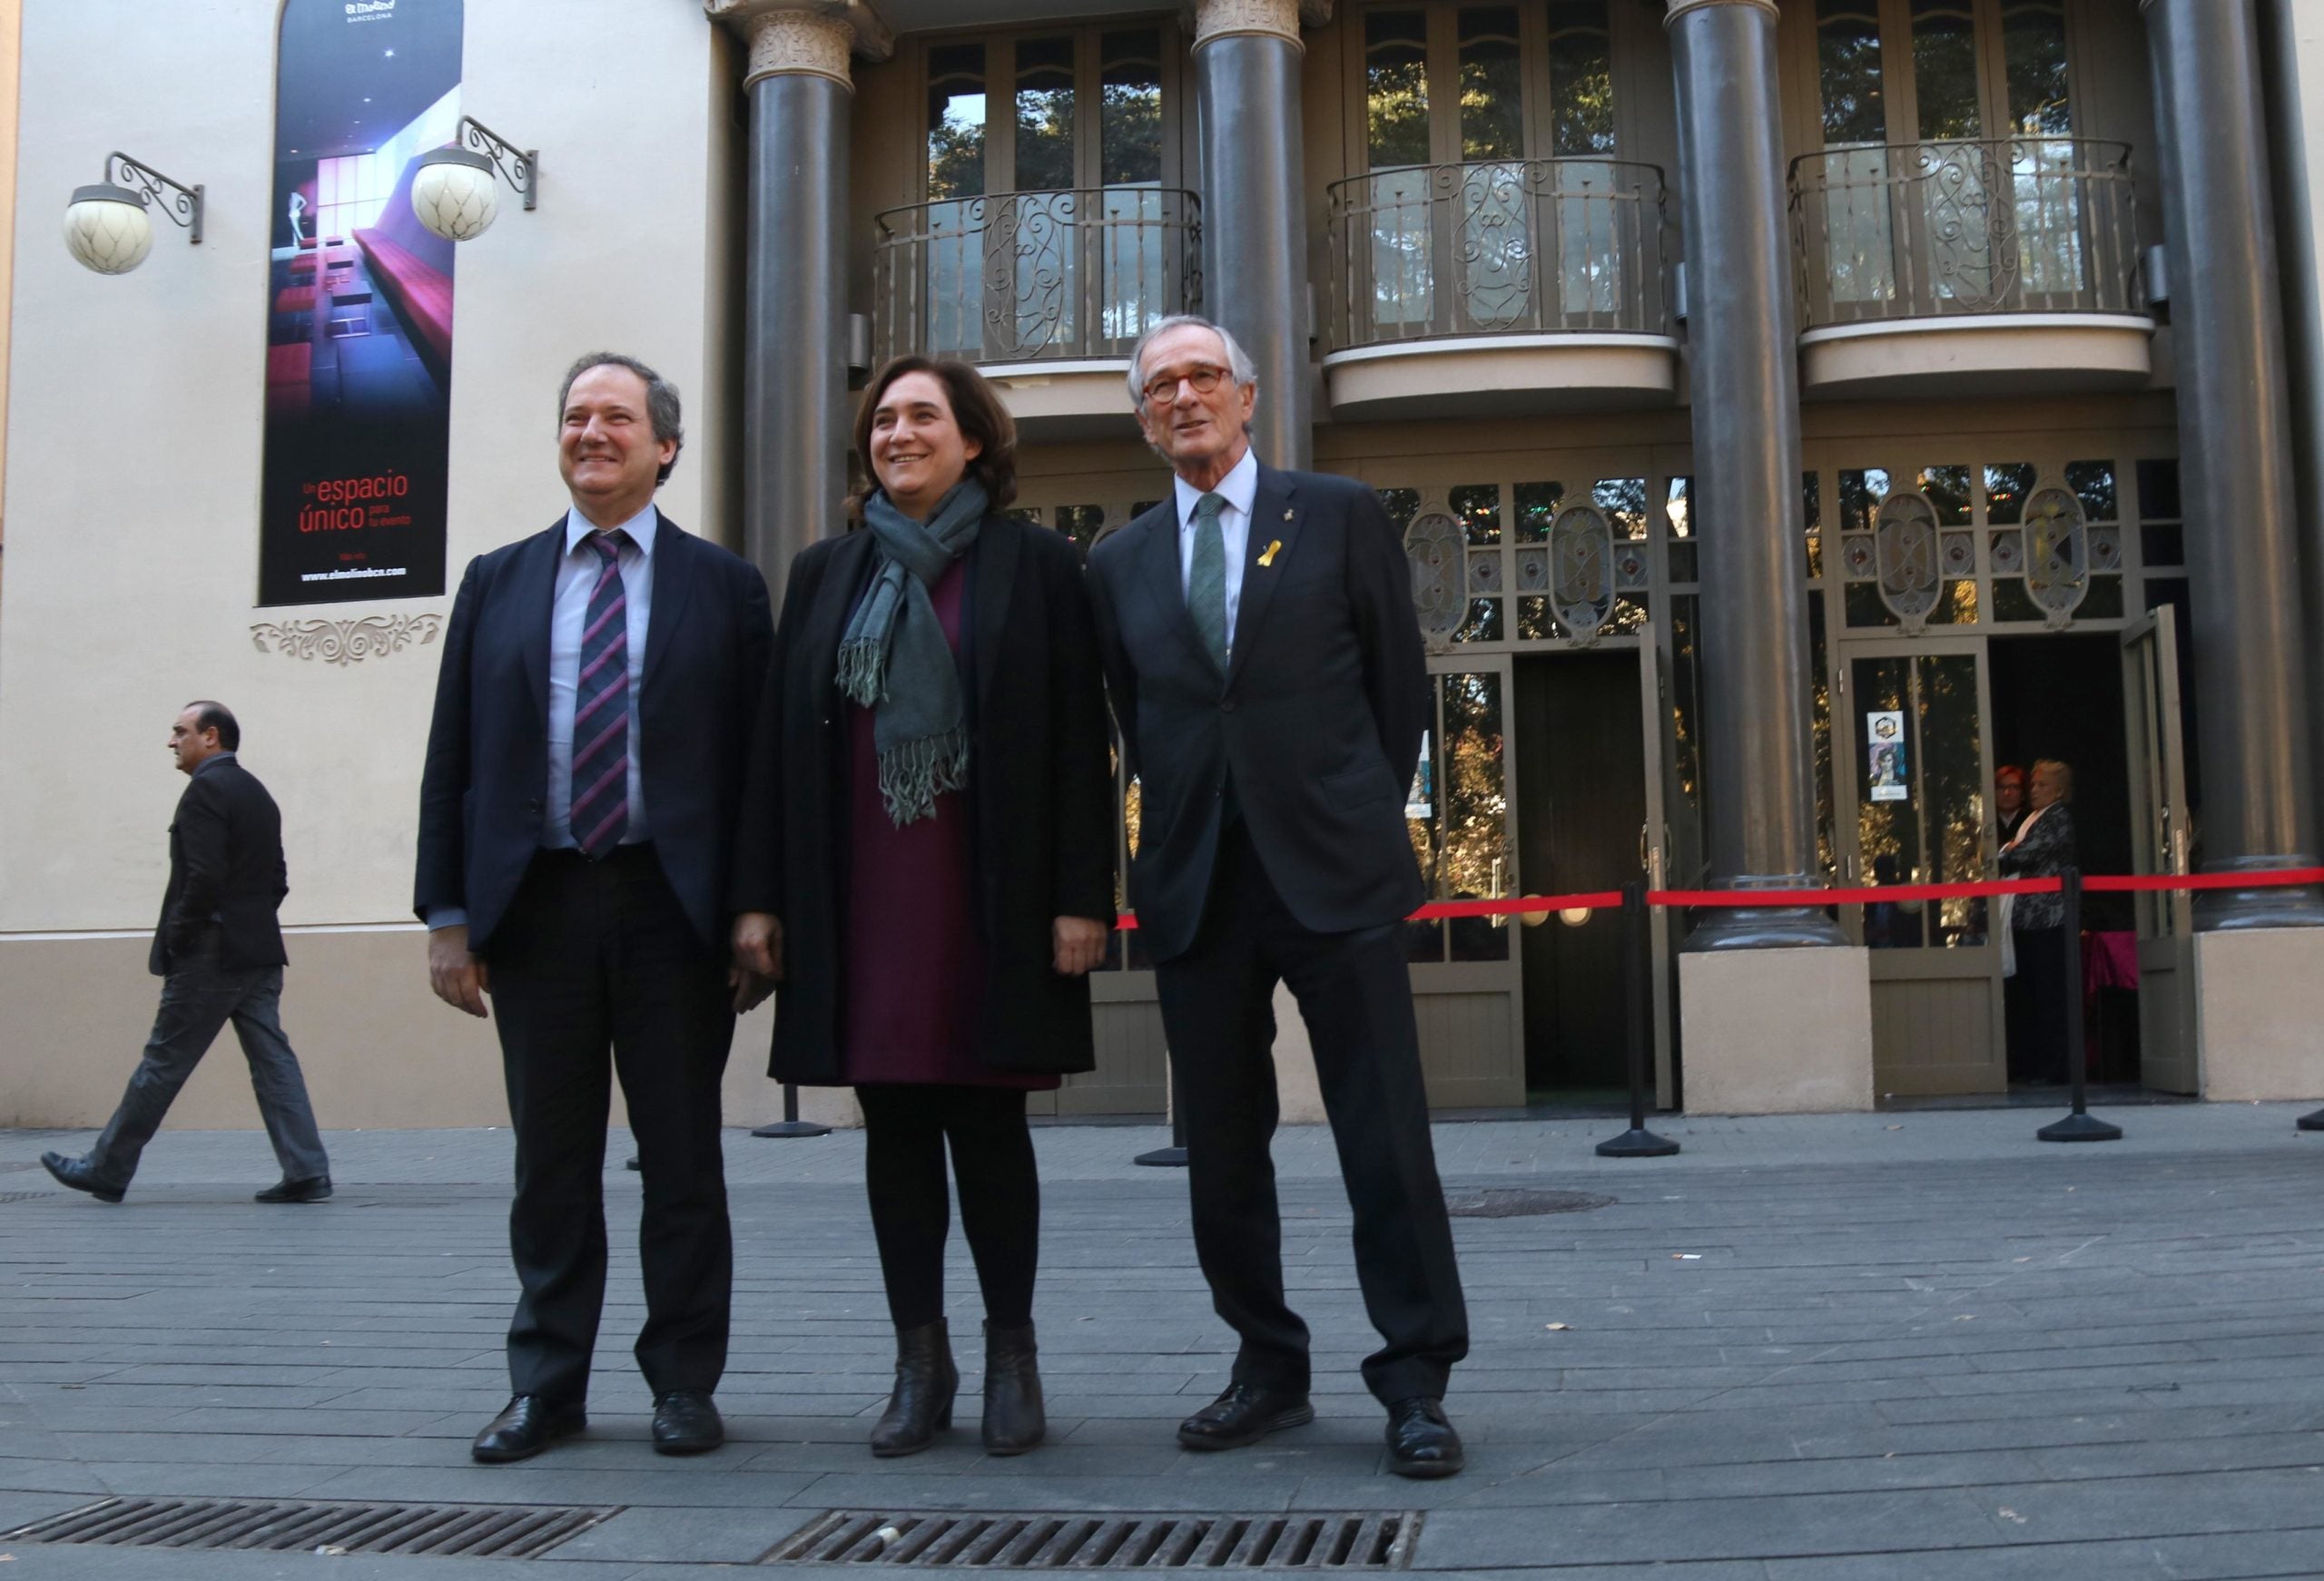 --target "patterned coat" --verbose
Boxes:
[1999,803,2076,932]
